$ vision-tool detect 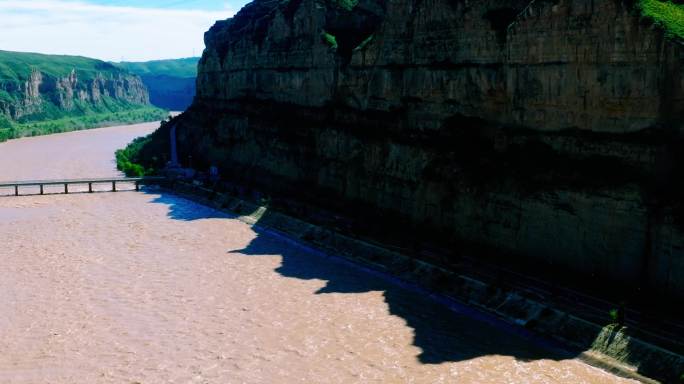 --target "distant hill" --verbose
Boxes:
[0,50,165,142]
[116,57,199,78]
[115,57,199,111]
[0,50,122,82]
[0,50,150,118]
